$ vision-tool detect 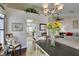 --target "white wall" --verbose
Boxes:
[61,16,79,32]
[5,7,49,49]
[39,14,48,24]
[25,13,48,36]
[38,14,48,36]
[6,8,27,48]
